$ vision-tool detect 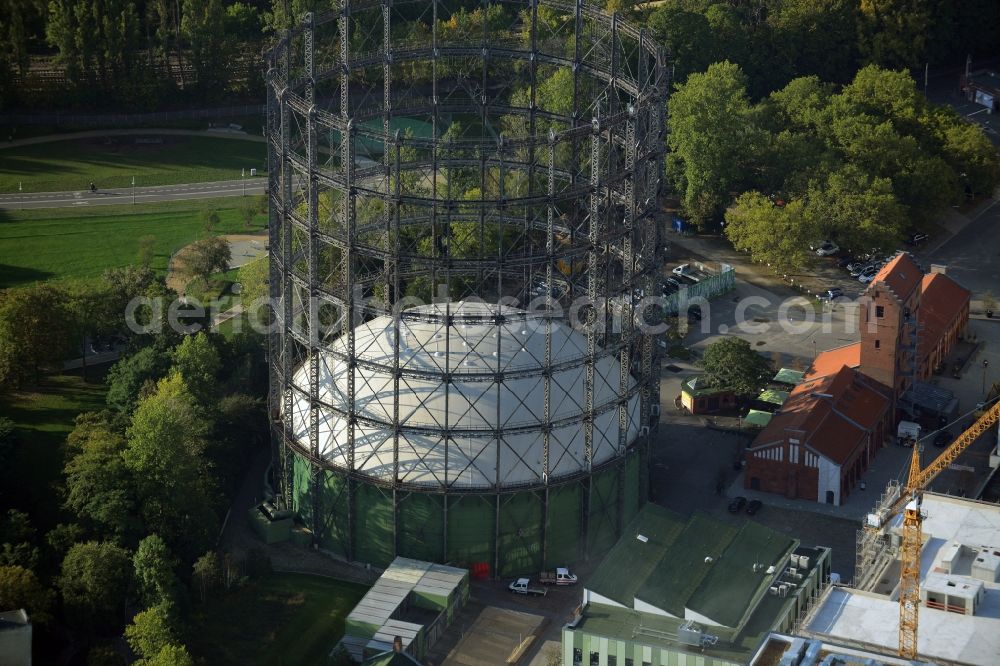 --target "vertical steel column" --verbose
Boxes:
[582,115,602,558]
[526,0,540,250]
[617,107,637,536]
[570,0,584,192]
[266,61,283,503]
[303,13,324,541]
[381,0,394,309]
[338,0,357,562]
[280,35,295,512]
[541,134,556,570]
